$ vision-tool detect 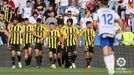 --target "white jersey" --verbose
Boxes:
[93,8,120,35]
